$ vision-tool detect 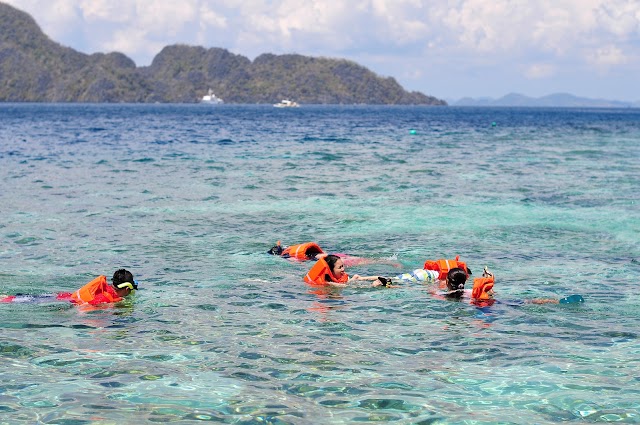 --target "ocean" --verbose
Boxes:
[1,103,639,424]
